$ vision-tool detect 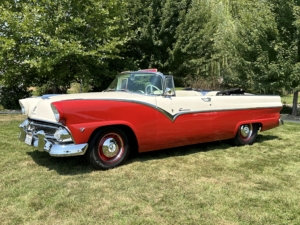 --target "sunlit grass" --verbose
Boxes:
[281,93,300,104]
[1,115,300,224]
[281,95,293,104]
